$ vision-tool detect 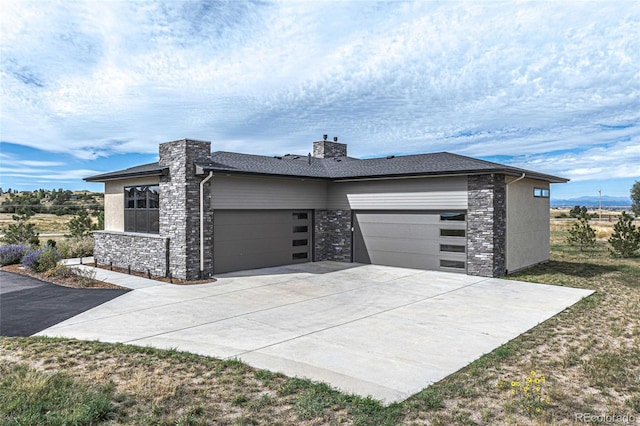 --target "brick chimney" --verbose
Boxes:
[313,135,347,158]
